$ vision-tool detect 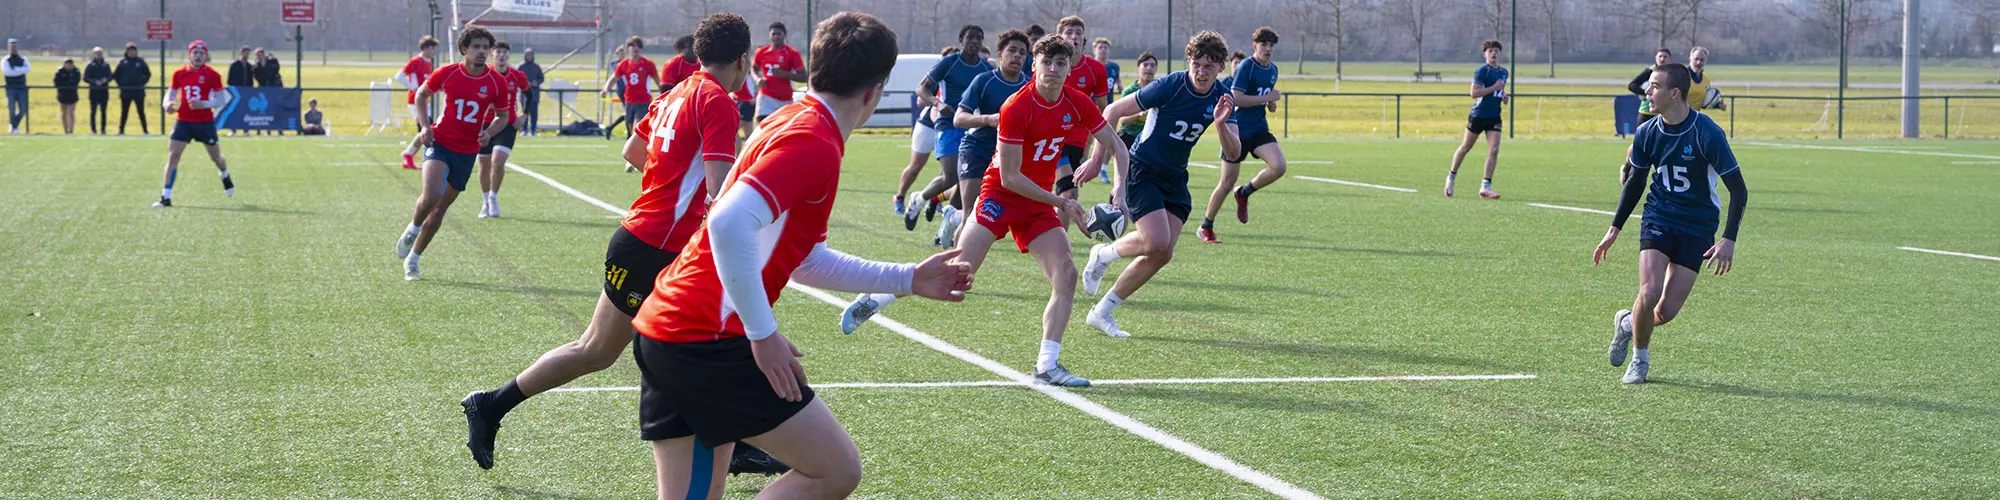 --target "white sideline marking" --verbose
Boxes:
[1742,141,2000,161]
[785,285,1326,500]
[508,161,1324,500]
[1296,176,1416,193]
[549,374,1539,393]
[1950,161,2000,165]
[1527,203,1638,219]
[505,162,630,215]
[1189,161,1219,169]
[1898,246,2000,262]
